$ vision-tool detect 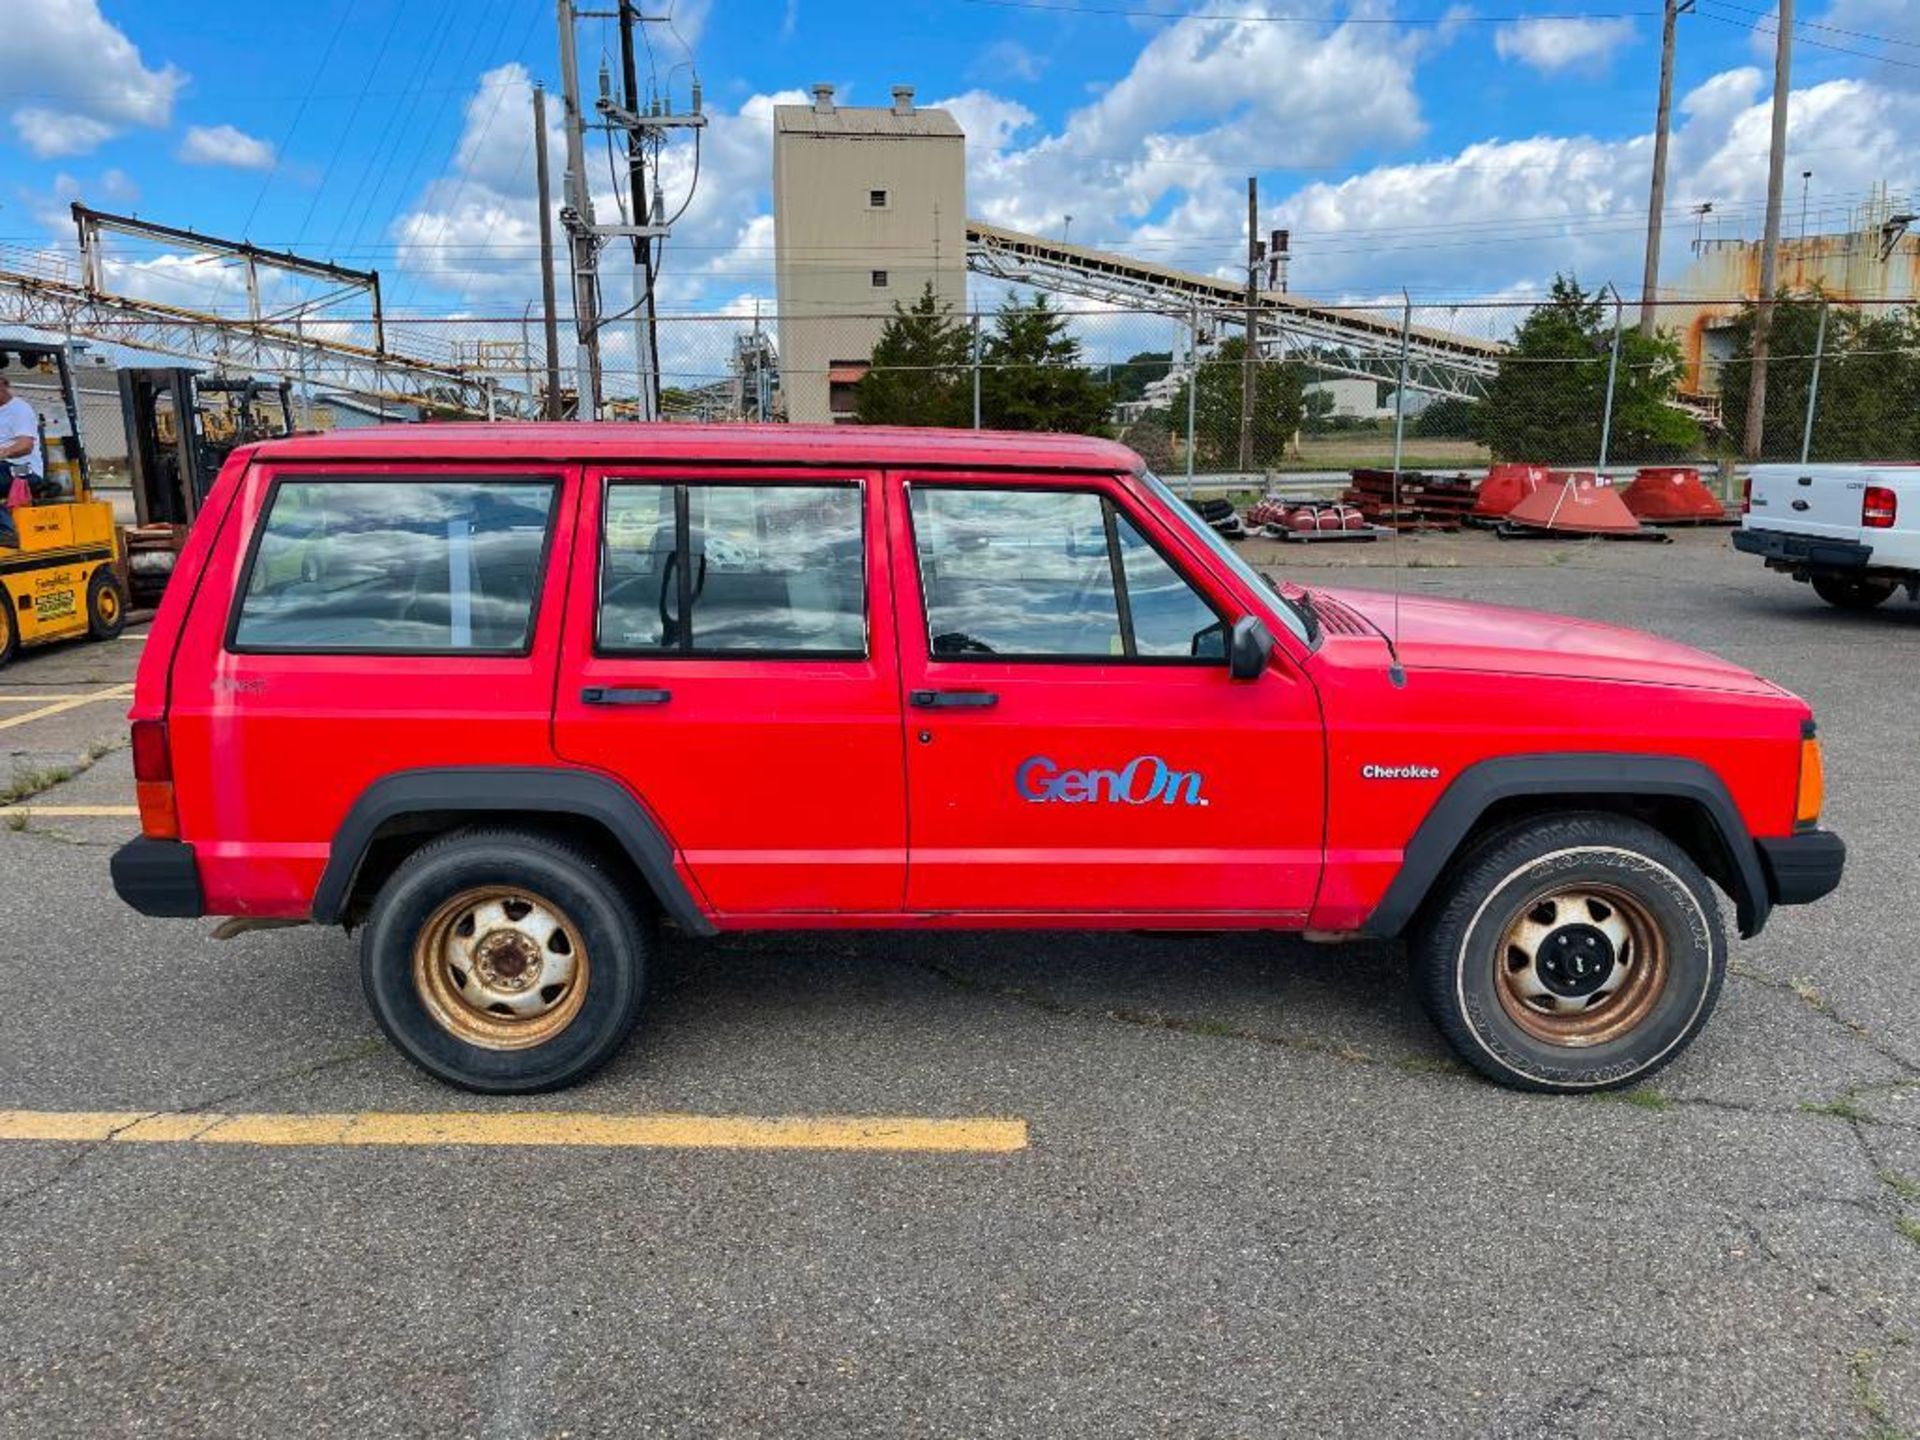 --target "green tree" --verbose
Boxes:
[1168,336,1305,469]
[1717,295,1920,461]
[854,283,972,427]
[1415,396,1479,439]
[1109,350,1173,403]
[978,291,1113,434]
[1477,274,1699,463]
[1120,412,1176,471]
